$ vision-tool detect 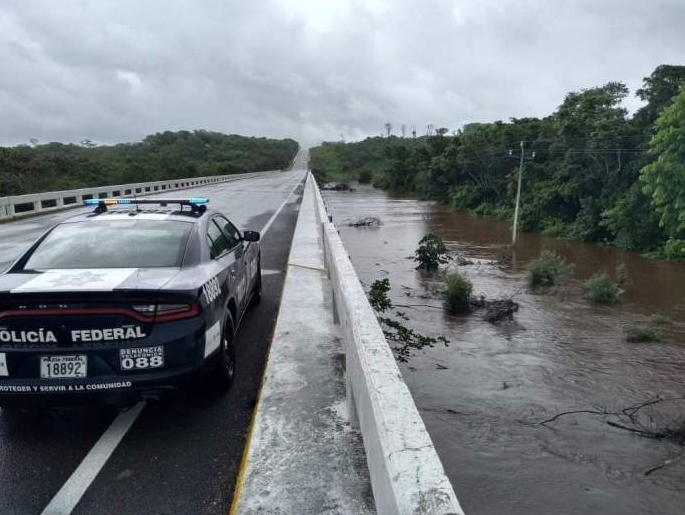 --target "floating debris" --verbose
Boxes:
[481,298,520,323]
[320,182,350,191]
[468,295,520,323]
[348,216,380,227]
